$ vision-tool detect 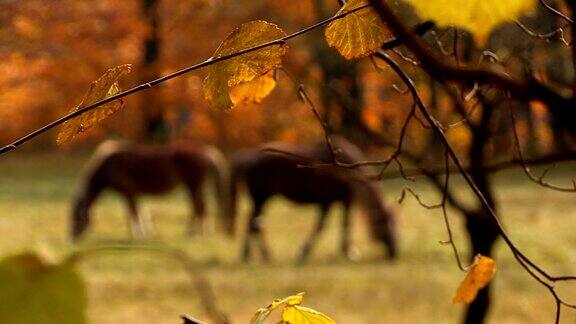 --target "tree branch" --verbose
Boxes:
[367,0,575,131]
